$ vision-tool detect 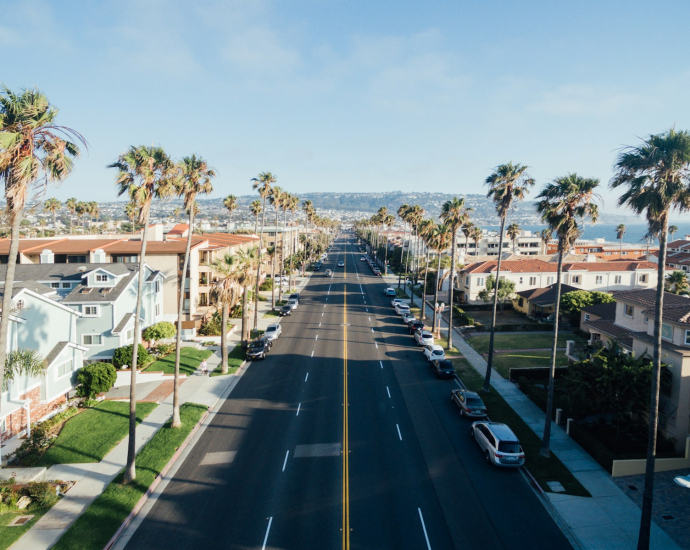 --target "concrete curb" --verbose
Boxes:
[103,406,211,550]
